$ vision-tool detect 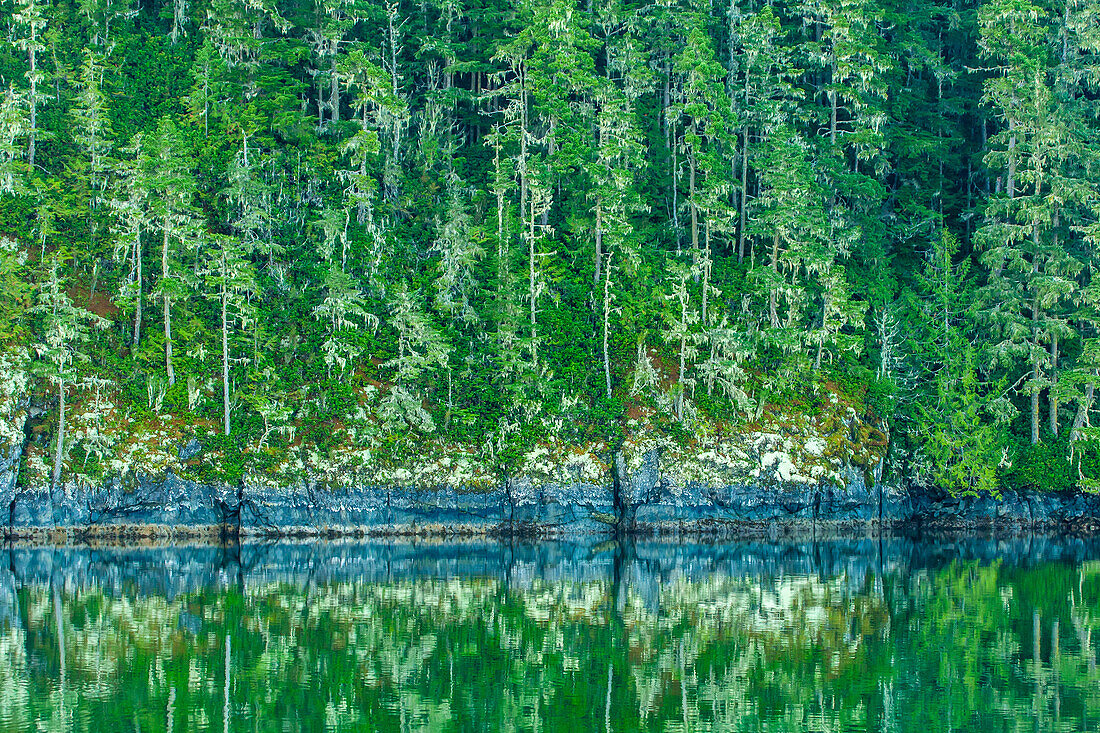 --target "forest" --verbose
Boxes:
[0,0,1097,496]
